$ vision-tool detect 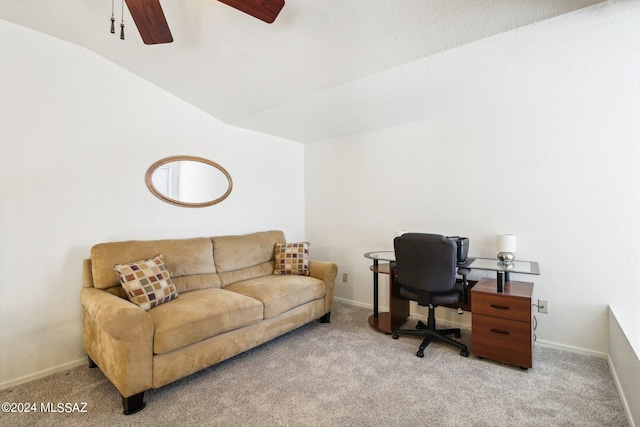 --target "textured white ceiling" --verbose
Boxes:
[0,0,607,142]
